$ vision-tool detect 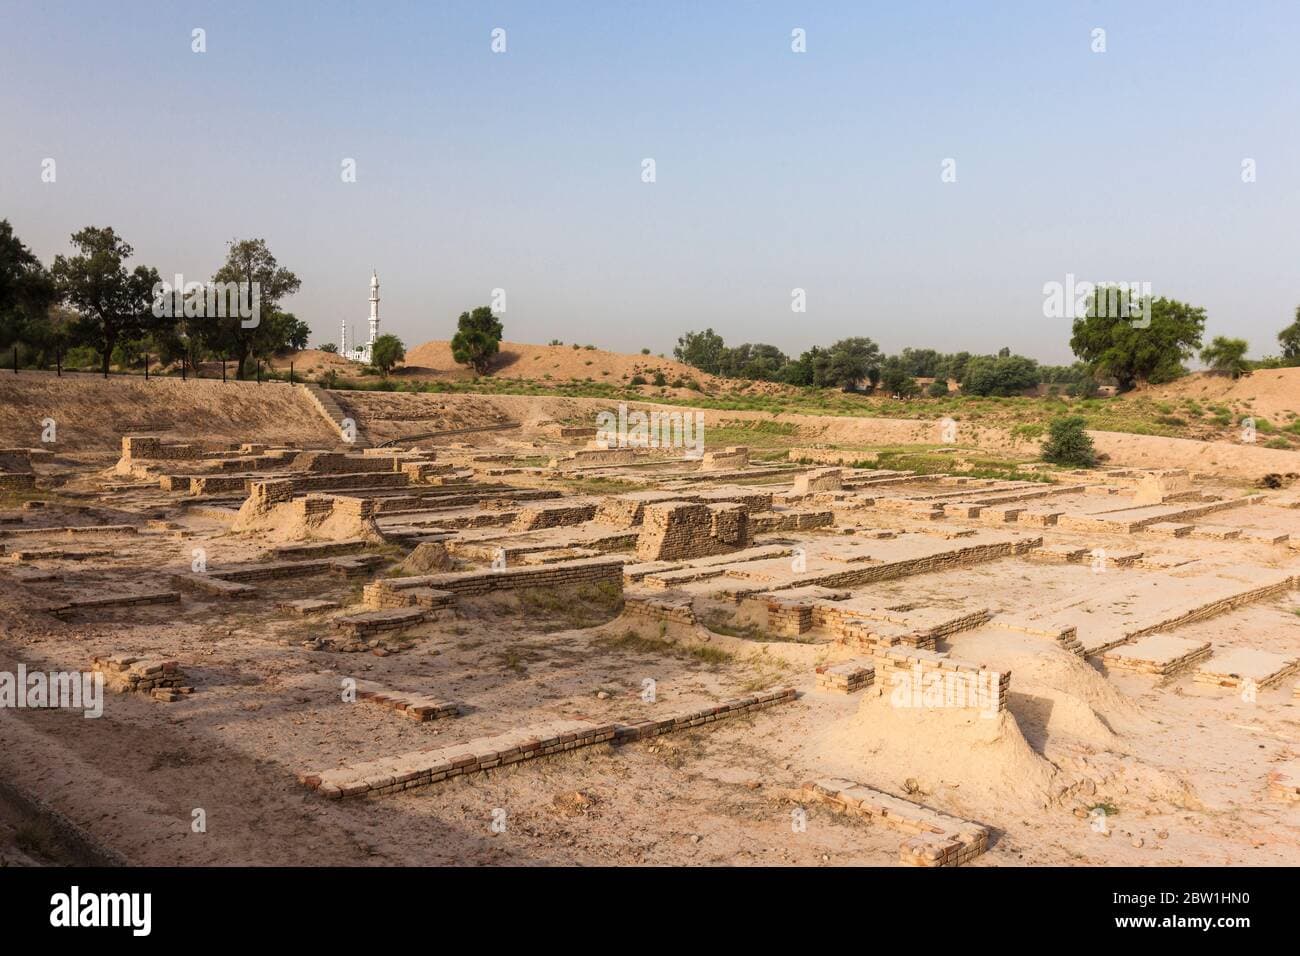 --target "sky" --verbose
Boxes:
[1,1,1297,365]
